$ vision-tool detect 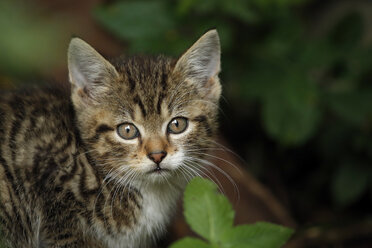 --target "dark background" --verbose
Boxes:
[1,0,372,247]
